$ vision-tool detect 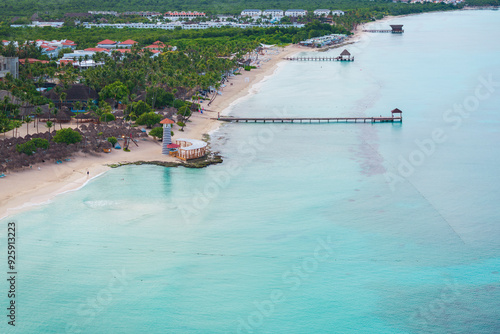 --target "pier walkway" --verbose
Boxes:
[214,117,402,123]
[283,56,354,62]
